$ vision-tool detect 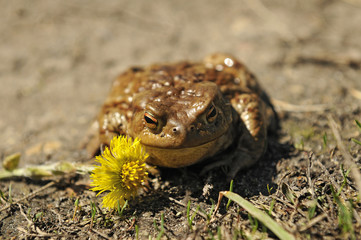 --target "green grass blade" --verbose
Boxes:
[8,184,12,203]
[0,190,6,202]
[156,213,165,240]
[187,200,192,229]
[355,120,361,131]
[226,180,234,210]
[222,191,295,240]
[281,183,295,205]
[323,132,328,149]
[268,198,276,216]
[352,138,361,146]
[330,185,355,239]
[135,225,139,240]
